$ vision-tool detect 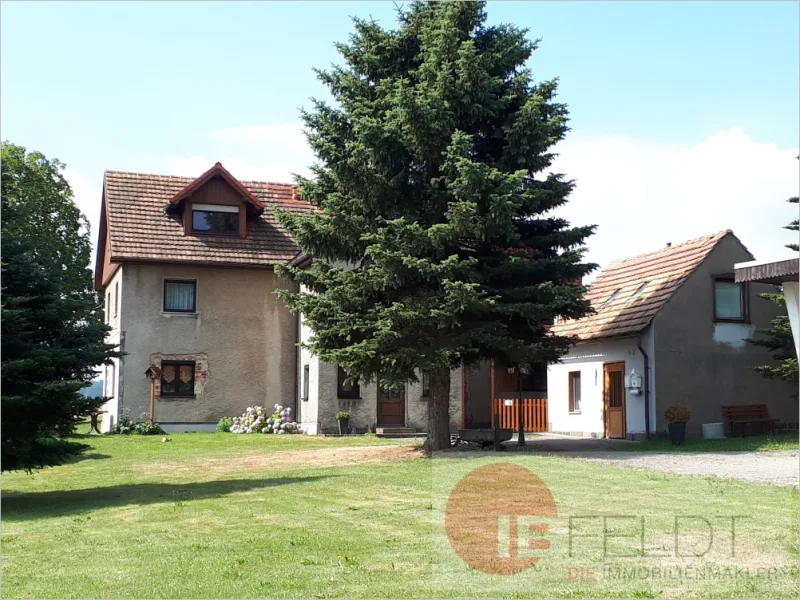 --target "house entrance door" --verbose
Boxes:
[377,385,405,426]
[603,362,626,439]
